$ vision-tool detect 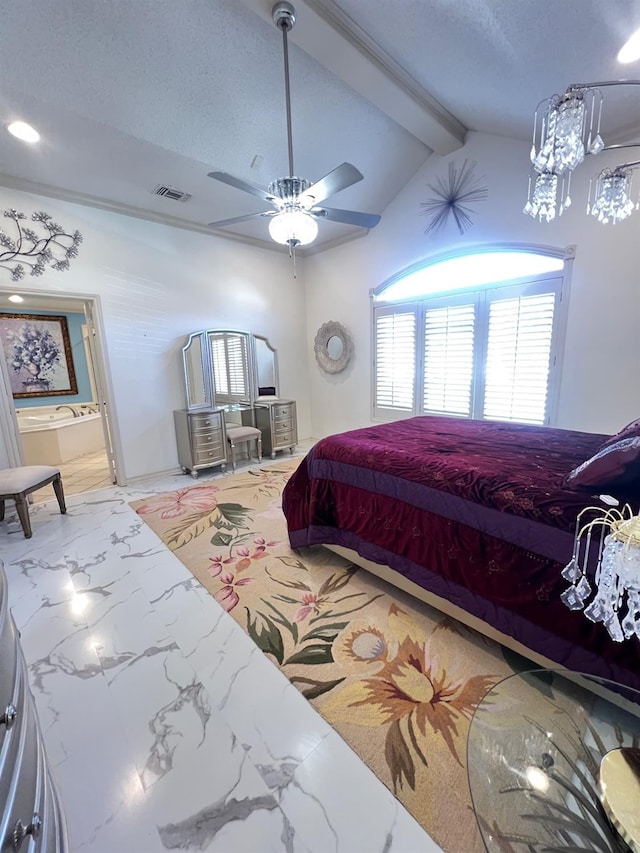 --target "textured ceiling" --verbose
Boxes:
[1,0,640,251]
